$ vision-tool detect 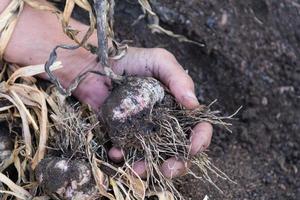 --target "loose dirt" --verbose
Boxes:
[64,0,300,199]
